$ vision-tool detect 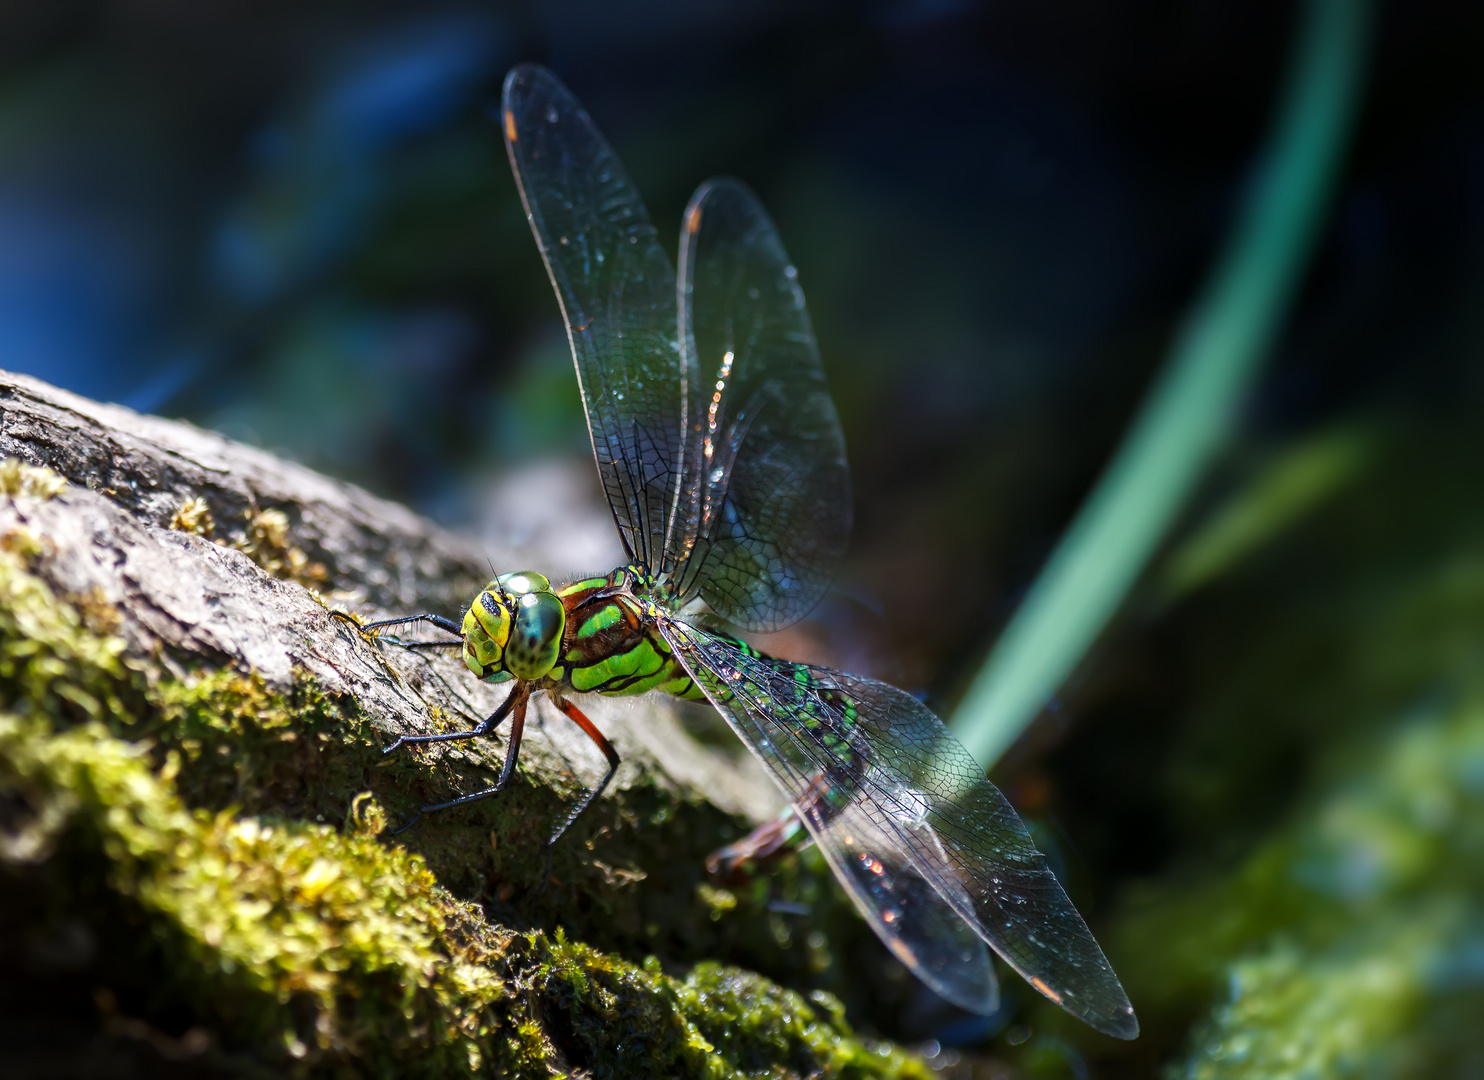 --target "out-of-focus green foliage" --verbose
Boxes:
[1080,421,1484,1077]
[1125,695,1481,1077]
[1160,426,1370,599]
